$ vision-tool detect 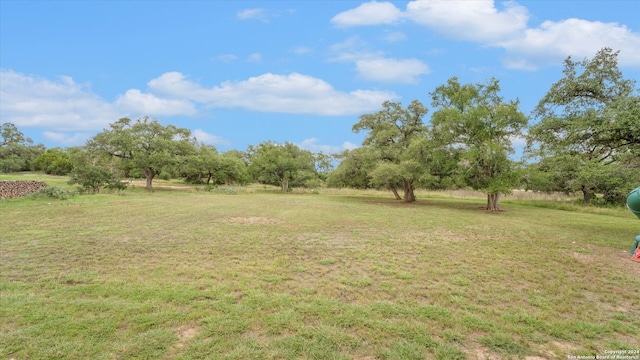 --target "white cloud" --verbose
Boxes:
[342,141,358,151]
[330,0,640,70]
[192,129,230,146]
[356,57,430,83]
[297,138,359,154]
[498,19,640,69]
[327,37,429,83]
[0,69,118,132]
[331,1,527,41]
[1,69,397,147]
[115,89,196,116]
[405,0,529,42]
[331,1,403,27]
[42,131,92,145]
[208,73,397,115]
[509,134,527,148]
[147,72,212,102]
[237,8,269,22]
[383,31,406,42]
[147,72,397,115]
[327,36,382,63]
[247,53,262,63]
